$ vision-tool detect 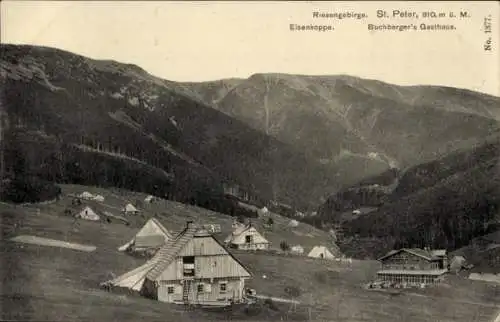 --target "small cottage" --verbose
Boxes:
[75,206,100,221]
[291,245,304,255]
[123,203,139,215]
[79,191,94,200]
[224,223,270,251]
[104,221,252,306]
[308,245,335,259]
[288,219,299,227]
[93,195,105,202]
[118,217,172,253]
